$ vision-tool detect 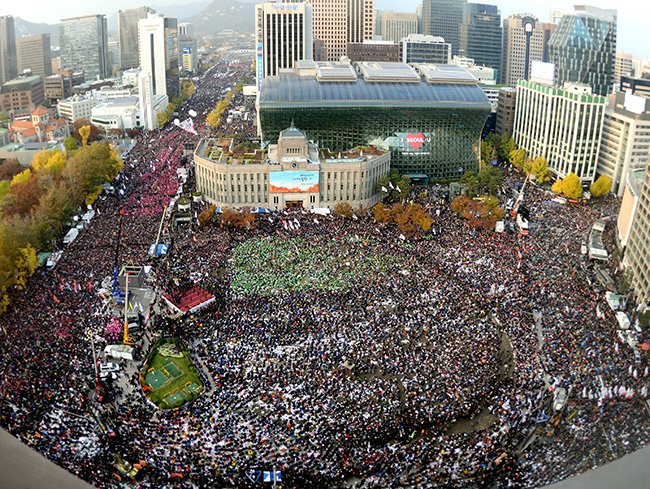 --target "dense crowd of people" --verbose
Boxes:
[0,57,648,489]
